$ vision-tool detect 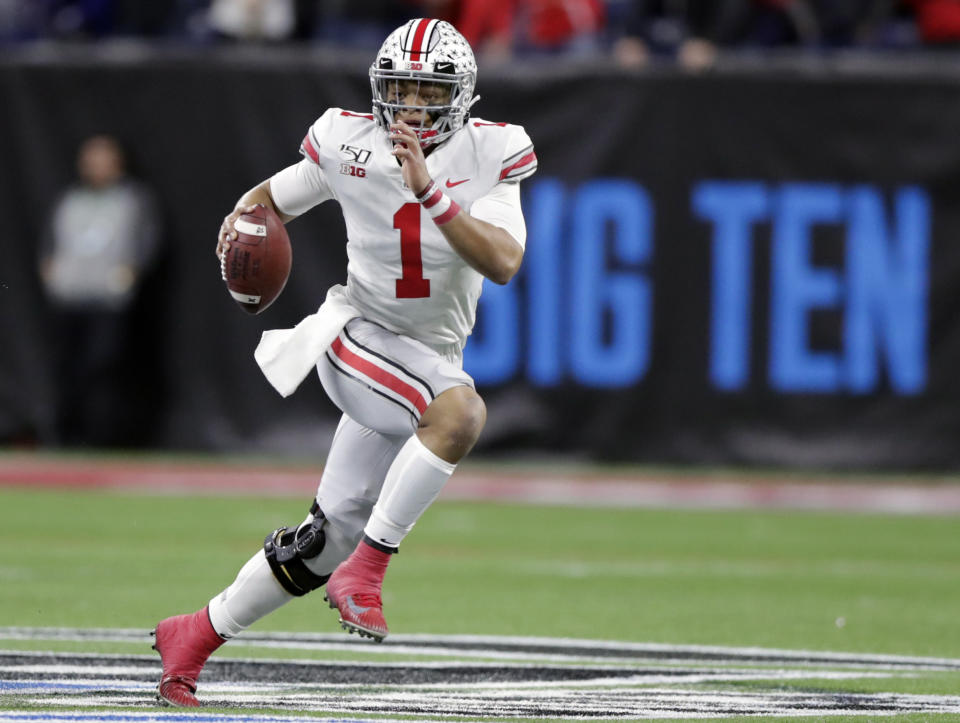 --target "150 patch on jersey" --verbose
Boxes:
[340,144,371,178]
[340,144,372,164]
